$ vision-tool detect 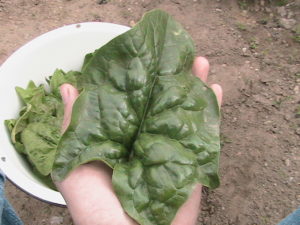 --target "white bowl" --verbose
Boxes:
[0,22,130,205]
